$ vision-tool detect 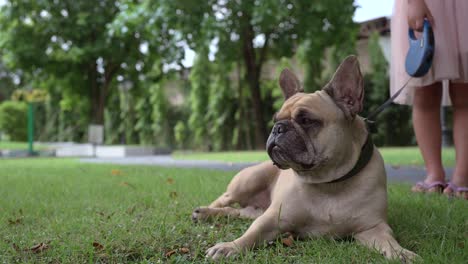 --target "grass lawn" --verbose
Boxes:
[173,147,456,166]
[0,141,47,151]
[0,141,29,150]
[1,158,466,263]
